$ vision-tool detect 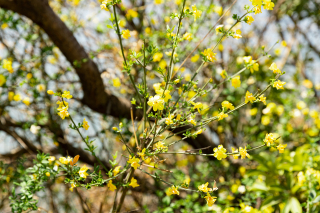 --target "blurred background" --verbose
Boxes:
[0,0,320,212]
